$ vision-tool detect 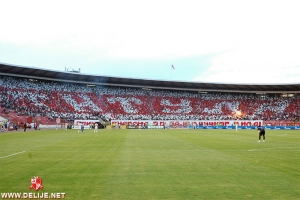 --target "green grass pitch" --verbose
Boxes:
[0,128,299,199]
